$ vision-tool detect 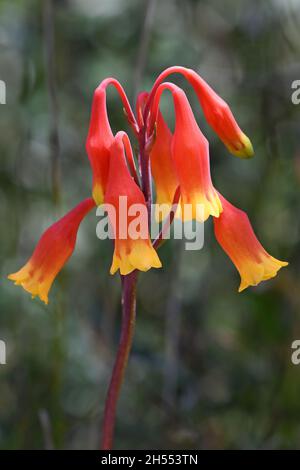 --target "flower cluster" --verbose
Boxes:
[8,66,287,303]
